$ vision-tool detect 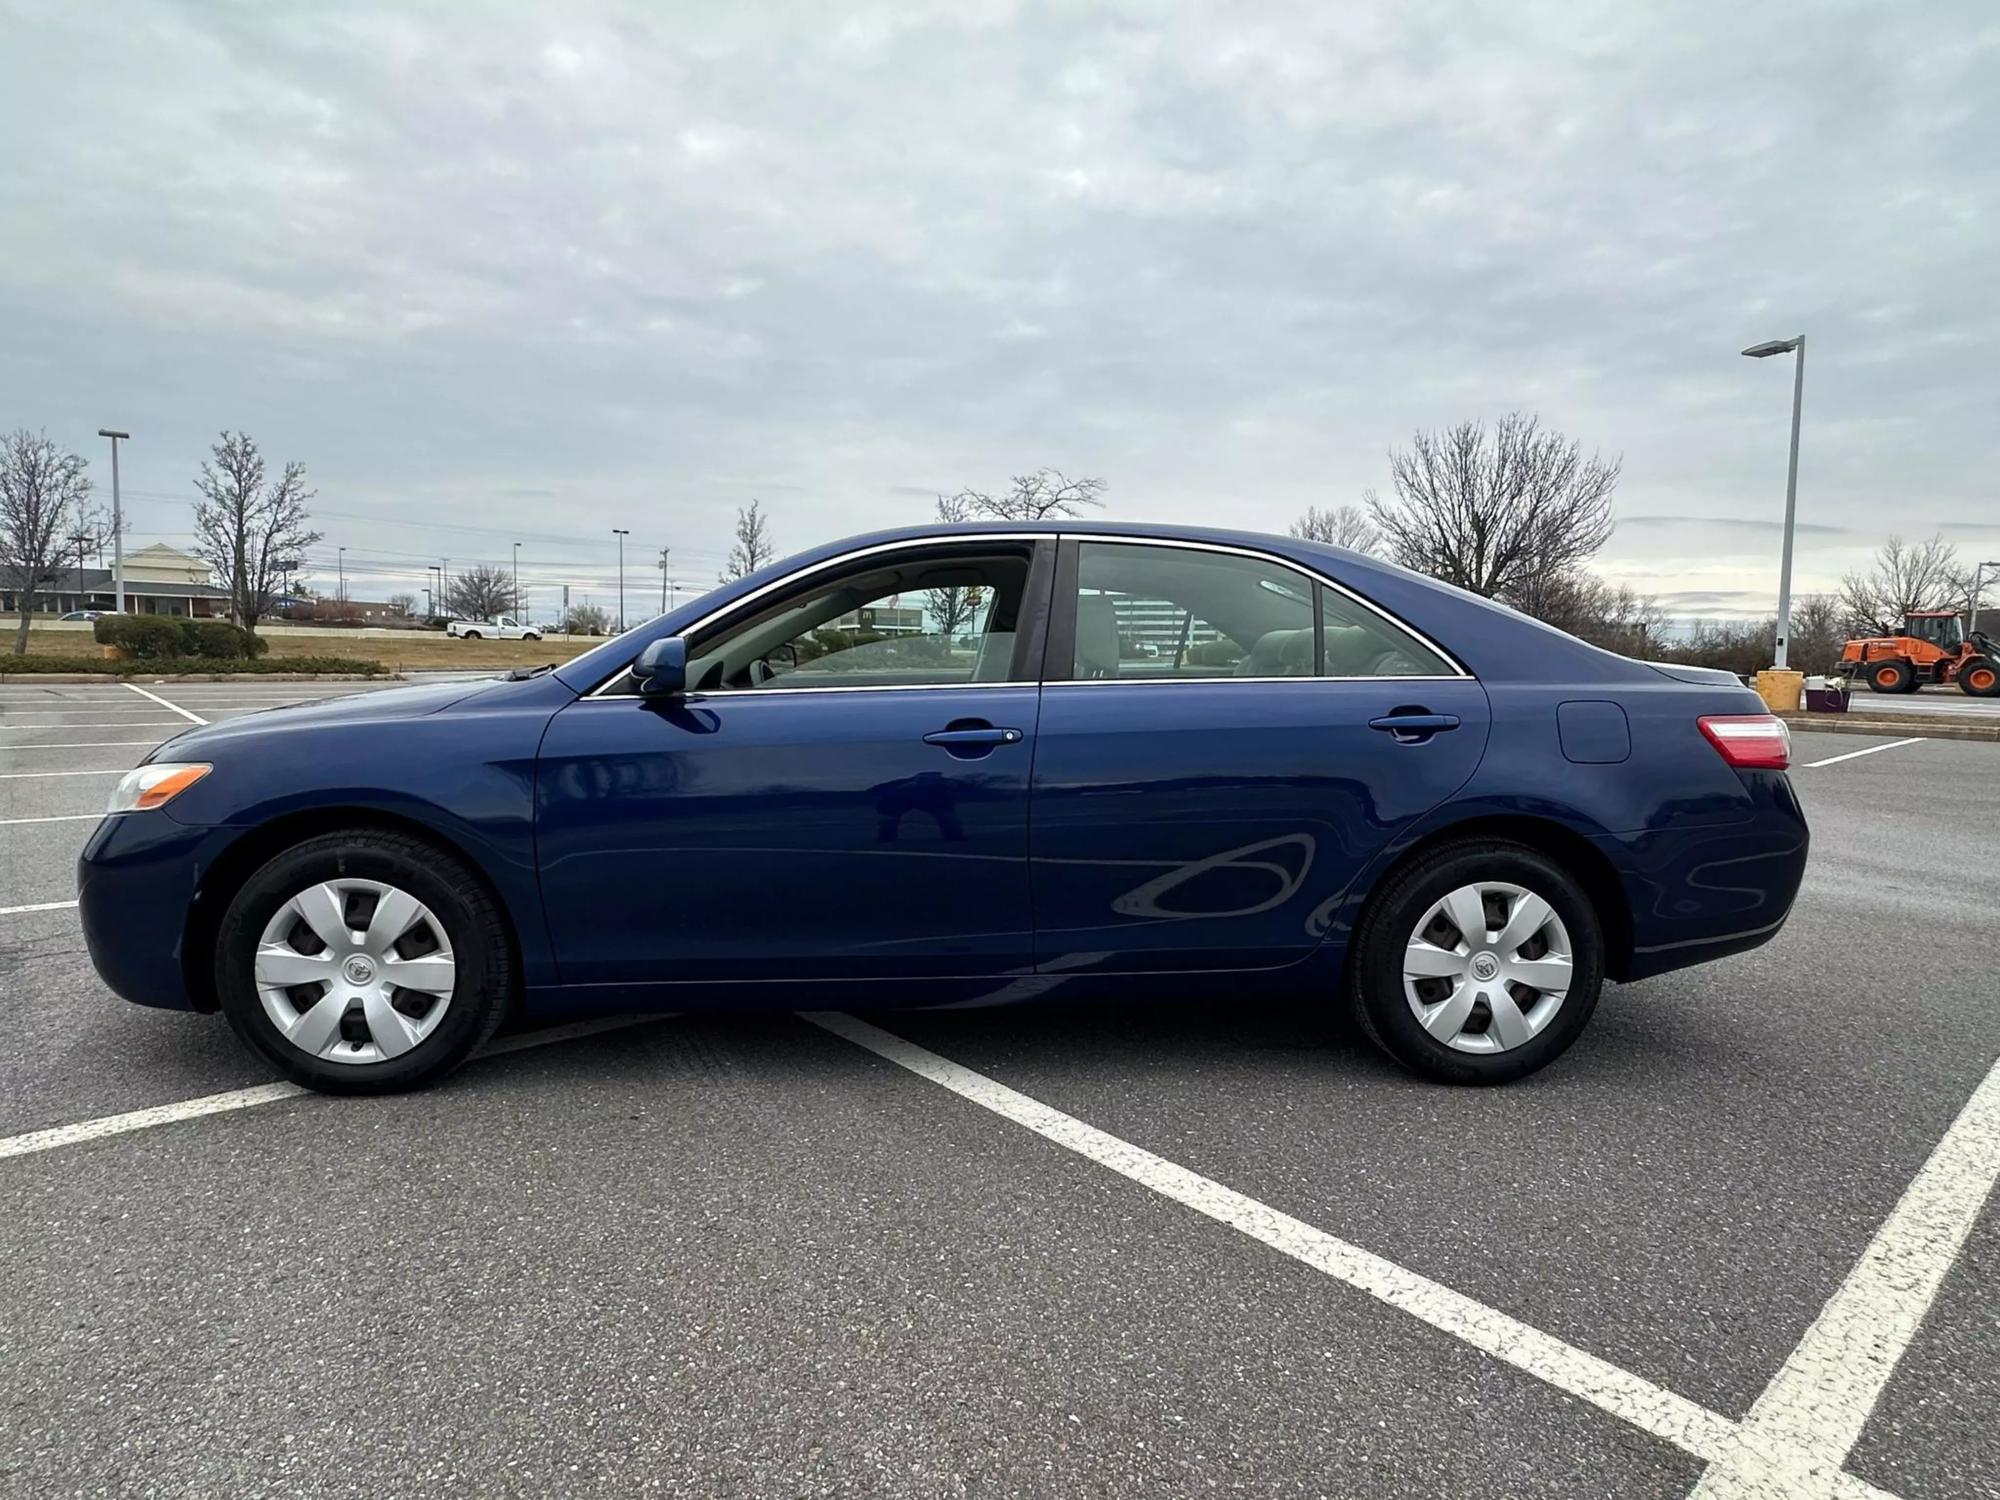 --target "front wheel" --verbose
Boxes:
[1869,660,1913,694]
[1959,656,1999,697]
[1346,841,1604,1084]
[213,830,514,1094]
[522,631,542,641]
